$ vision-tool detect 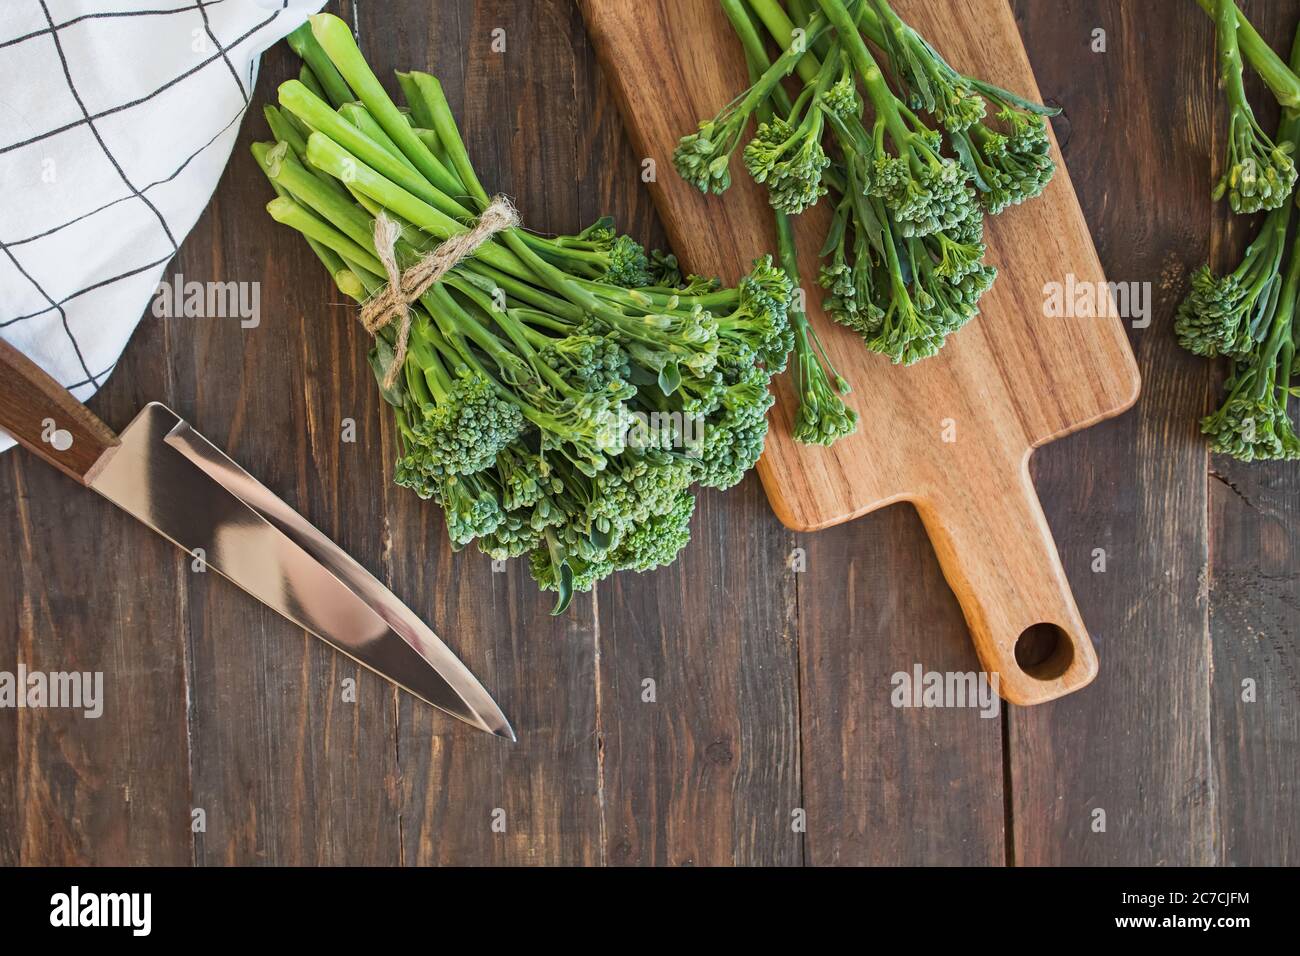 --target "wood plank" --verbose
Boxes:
[1208,464,1300,865]
[565,3,803,867]
[0,310,192,864]
[1008,0,1218,865]
[798,506,1005,865]
[378,0,604,866]
[172,2,403,863]
[595,481,801,866]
